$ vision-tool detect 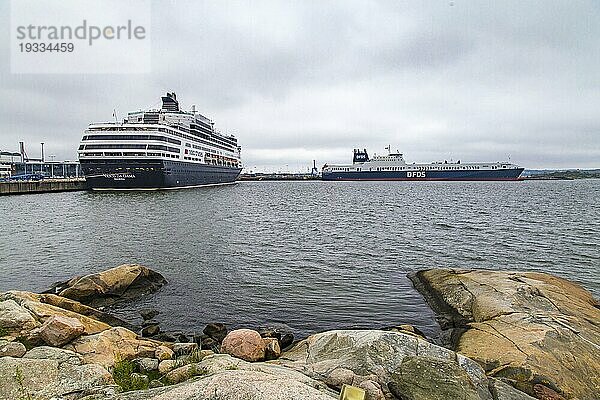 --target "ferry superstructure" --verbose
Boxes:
[78,93,242,189]
[322,148,524,181]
